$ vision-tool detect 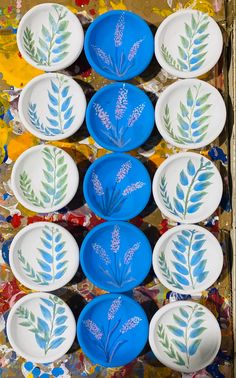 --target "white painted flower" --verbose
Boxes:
[116,161,132,183]
[83,319,103,340]
[122,181,145,196]
[111,225,120,253]
[91,171,104,196]
[124,242,141,264]
[108,296,122,320]
[120,316,142,334]
[92,243,110,265]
